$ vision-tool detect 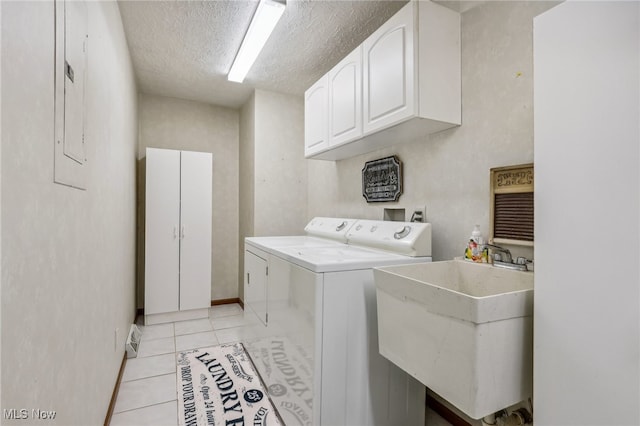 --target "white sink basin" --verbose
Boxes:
[374,260,533,419]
